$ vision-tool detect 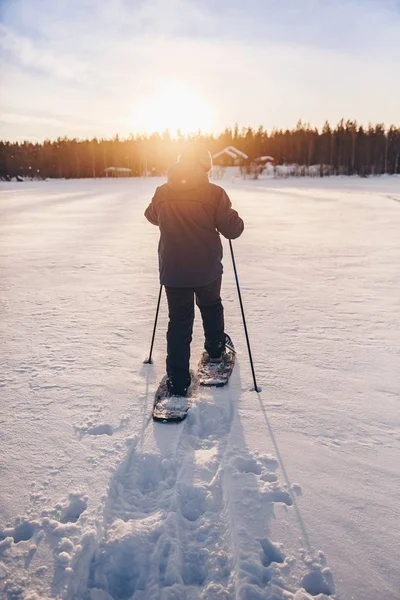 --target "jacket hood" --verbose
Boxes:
[167,162,209,192]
